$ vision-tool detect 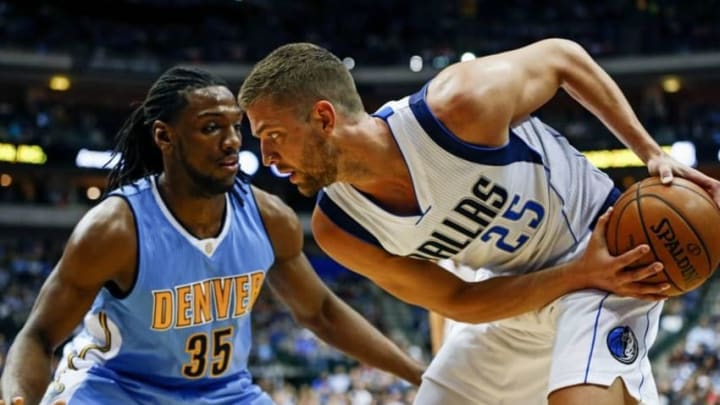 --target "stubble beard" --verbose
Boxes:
[296,136,337,197]
[178,144,235,197]
[186,163,235,196]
